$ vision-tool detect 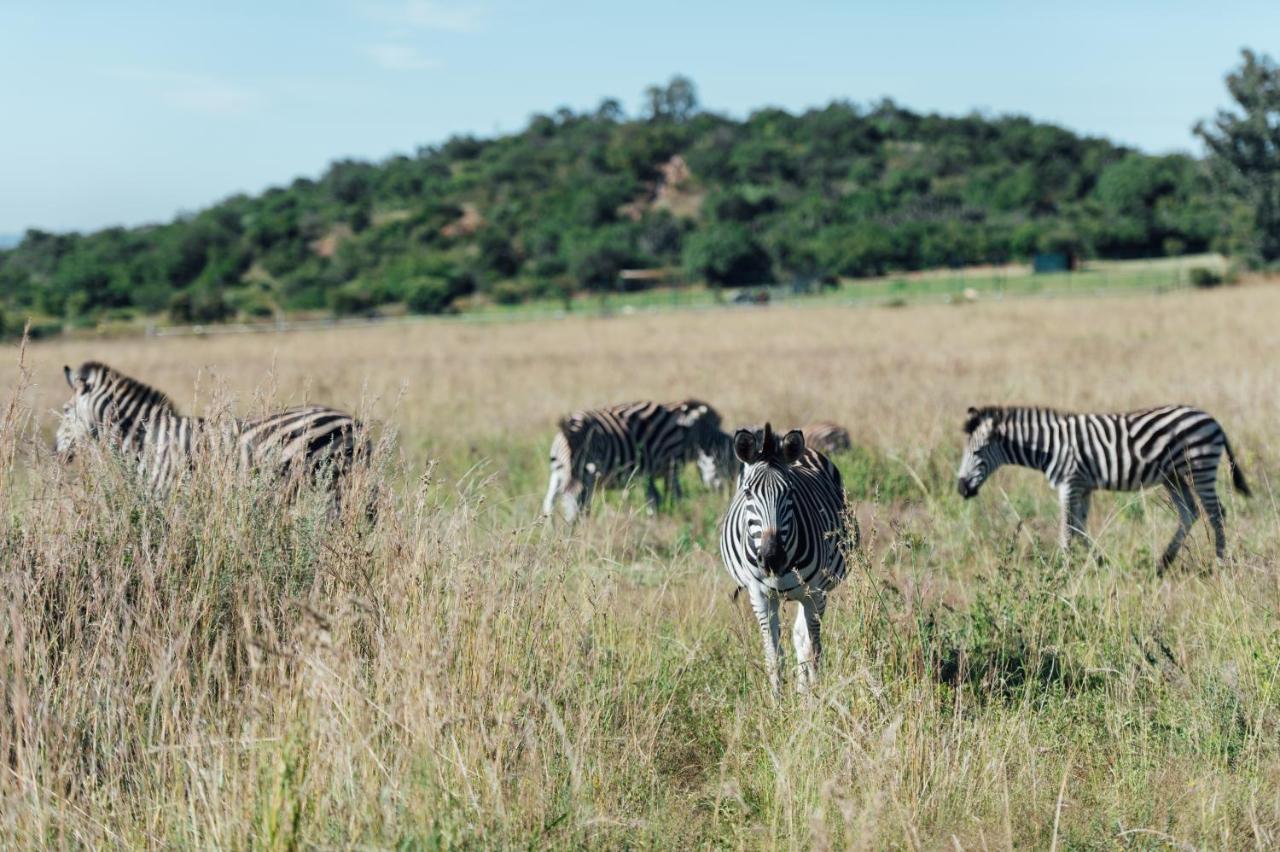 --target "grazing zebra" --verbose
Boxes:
[56,361,370,508]
[696,420,852,489]
[720,423,852,695]
[956,405,1250,569]
[541,399,721,521]
[799,421,852,455]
